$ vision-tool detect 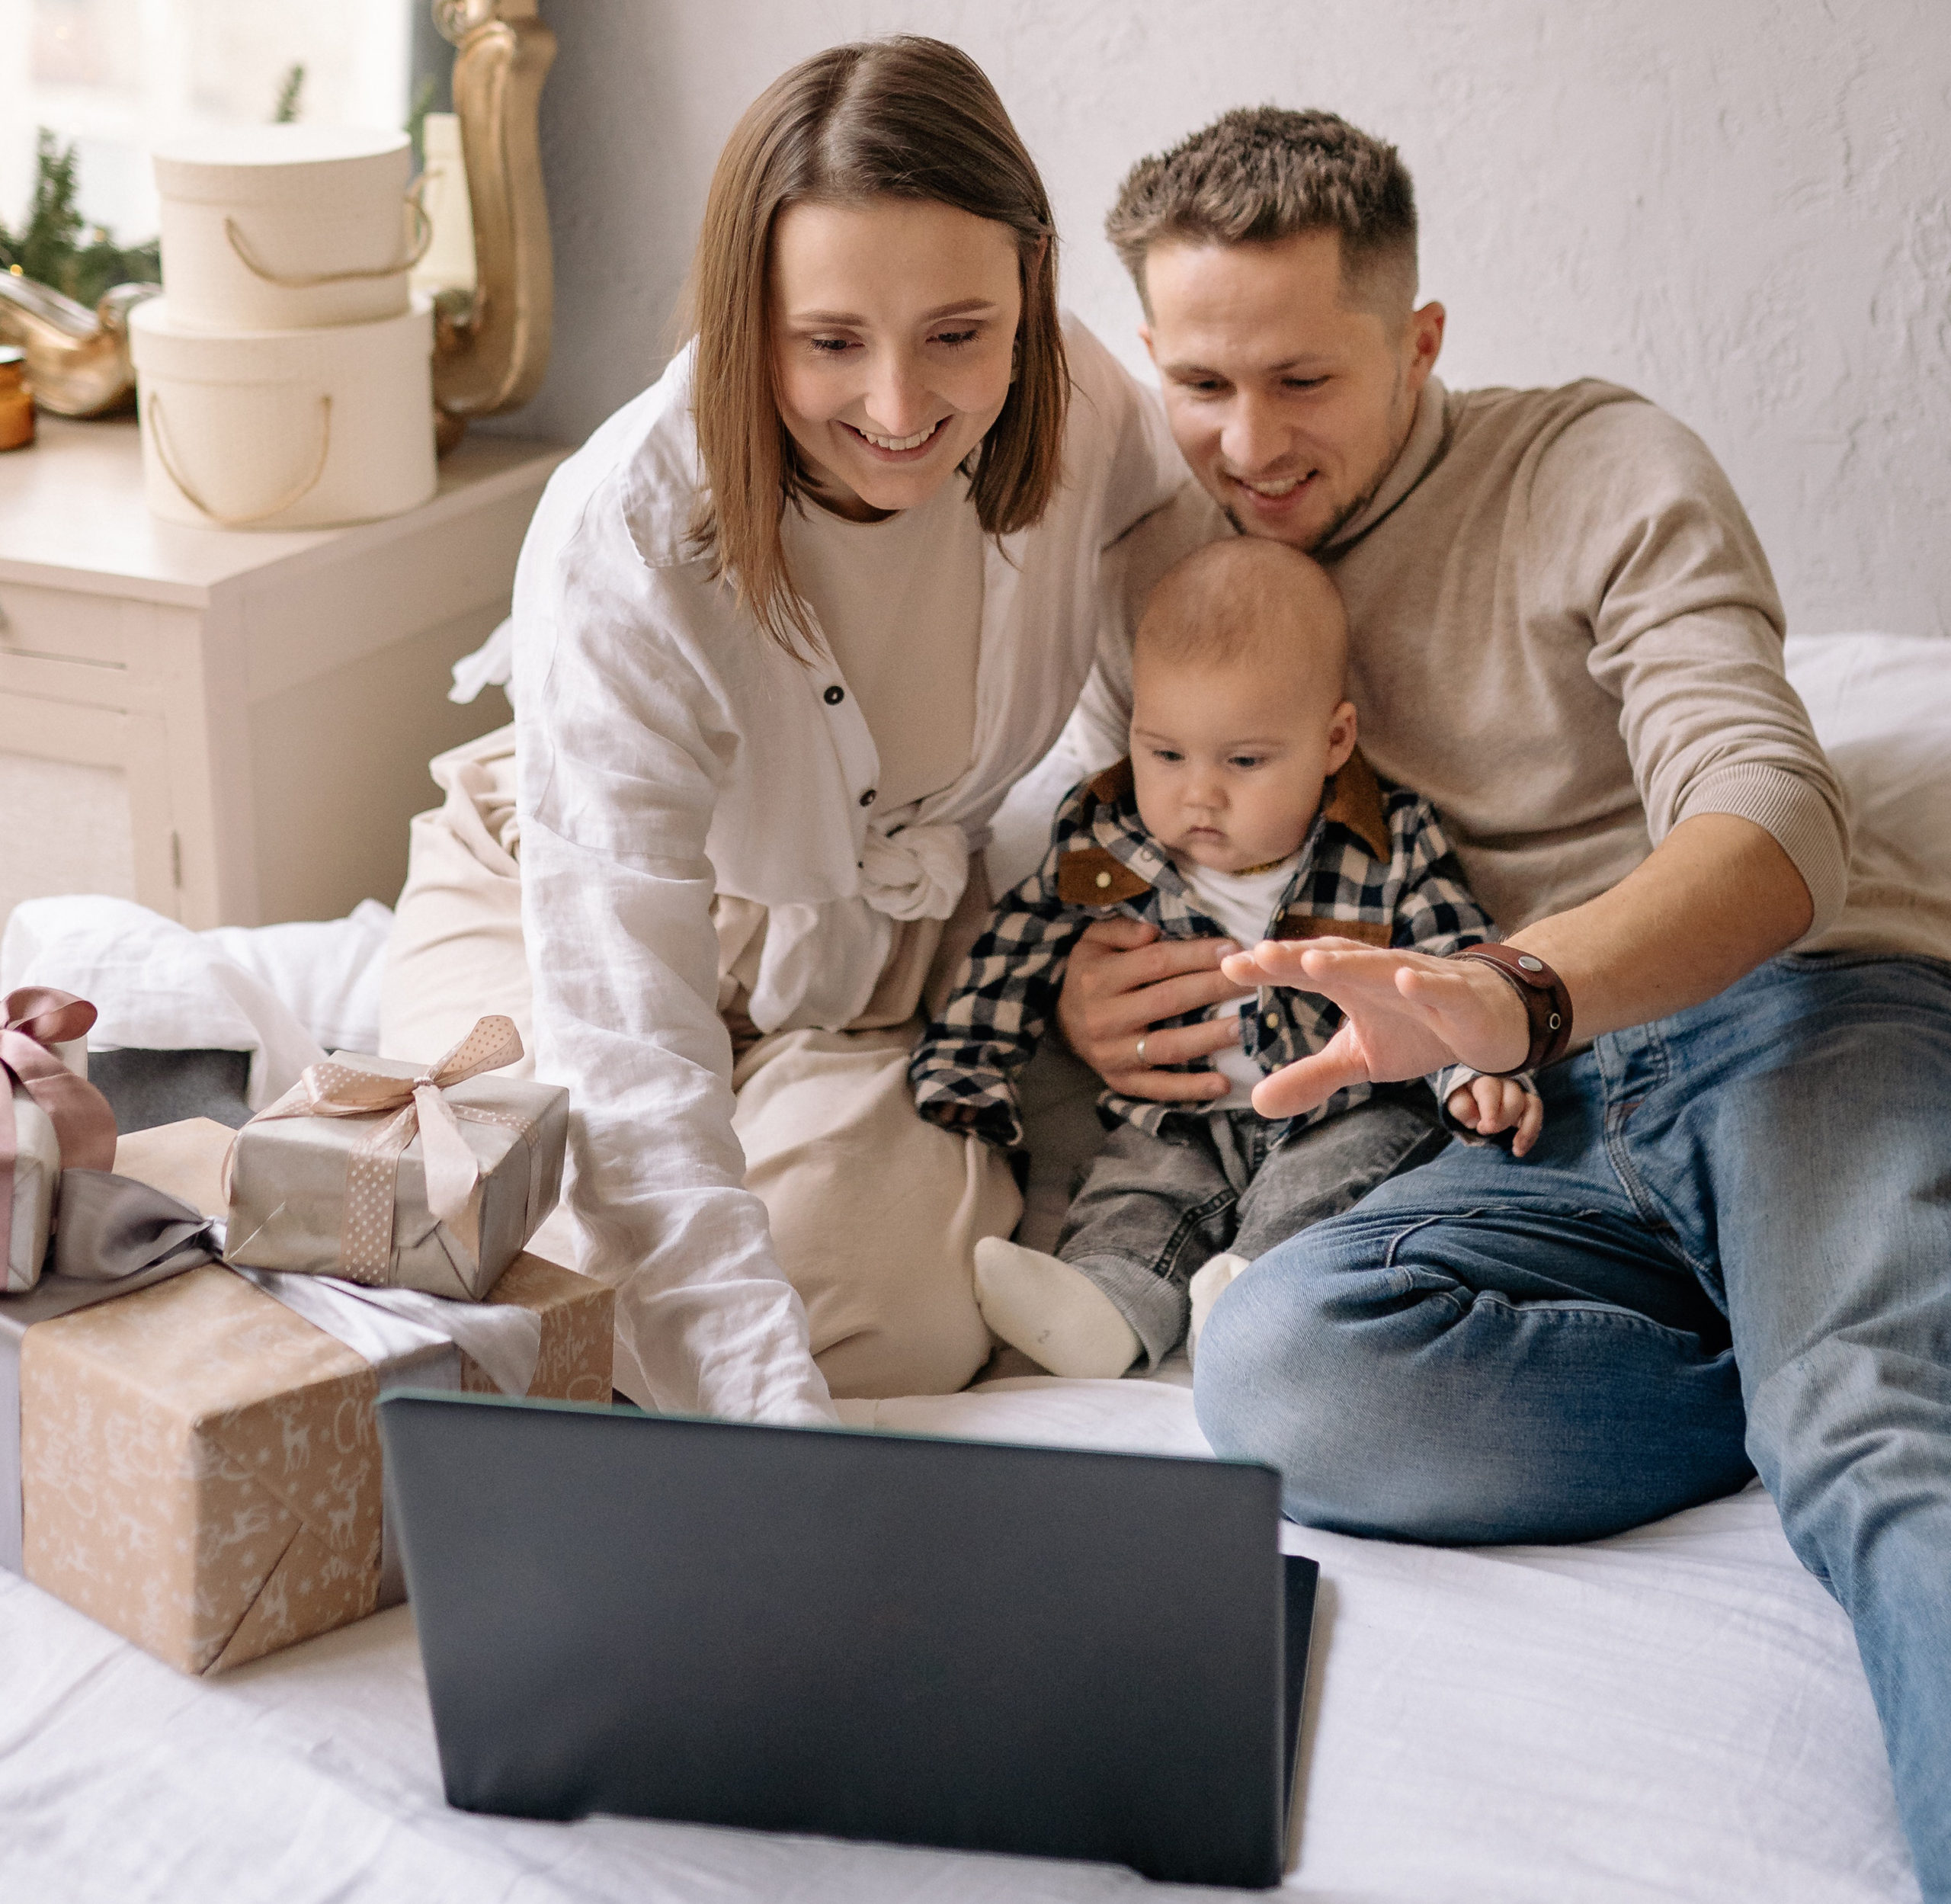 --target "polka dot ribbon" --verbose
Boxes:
[250,1015,527,1287]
